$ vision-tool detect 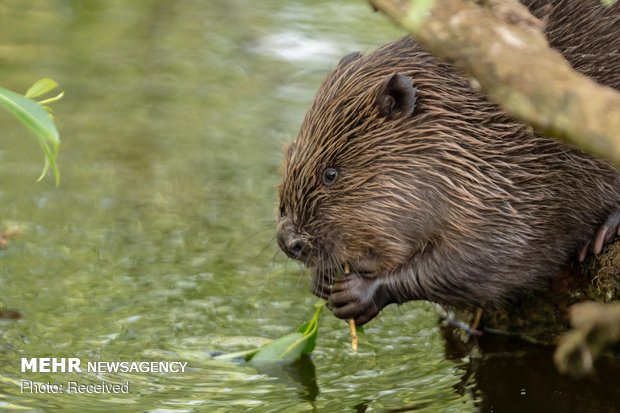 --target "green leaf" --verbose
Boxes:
[25,78,59,99]
[213,347,262,362]
[295,321,317,354]
[0,85,61,185]
[0,87,59,143]
[216,302,325,367]
[295,302,323,354]
[39,91,65,106]
[249,332,308,367]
